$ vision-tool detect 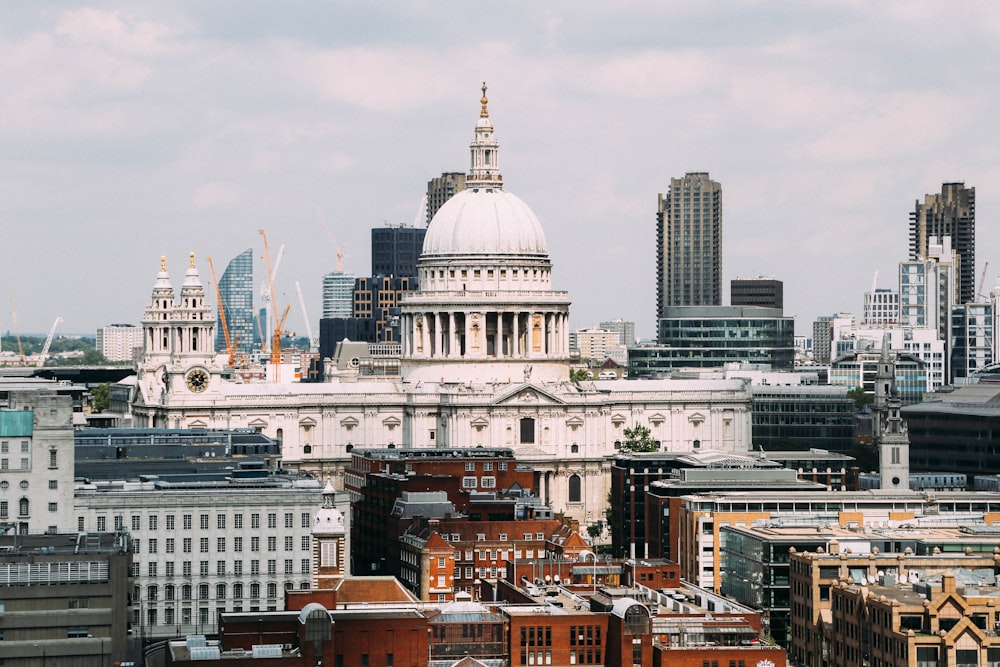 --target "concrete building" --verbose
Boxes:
[656,172,722,313]
[426,172,466,225]
[214,248,255,356]
[731,277,783,309]
[950,300,994,382]
[73,472,335,641]
[751,385,856,453]
[0,388,76,534]
[599,319,636,346]
[96,323,144,362]
[863,288,899,325]
[128,87,756,527]
[0,531,134,667]
[910,182,975,305]
[572,327,625,363]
